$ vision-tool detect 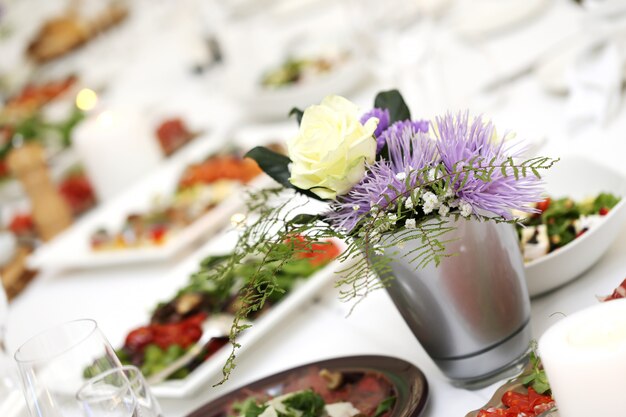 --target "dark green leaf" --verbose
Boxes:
[374,90,411,123]
[245,146,326,201]
[289,107,304,125]
[289,214,320,226]
[245,146,292,187]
